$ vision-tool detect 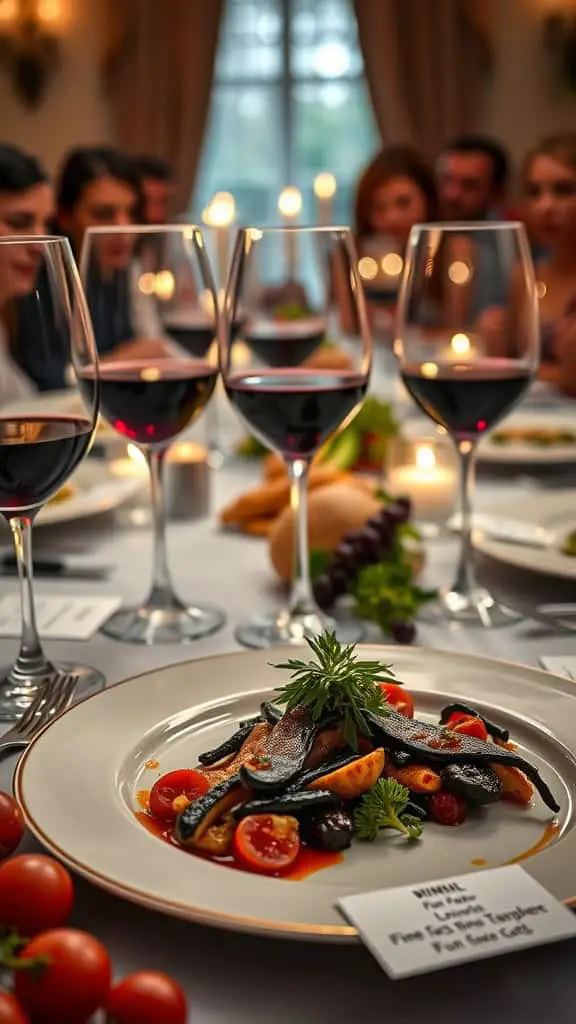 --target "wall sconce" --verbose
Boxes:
[543,10,576,93]
[0,0,62,108]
